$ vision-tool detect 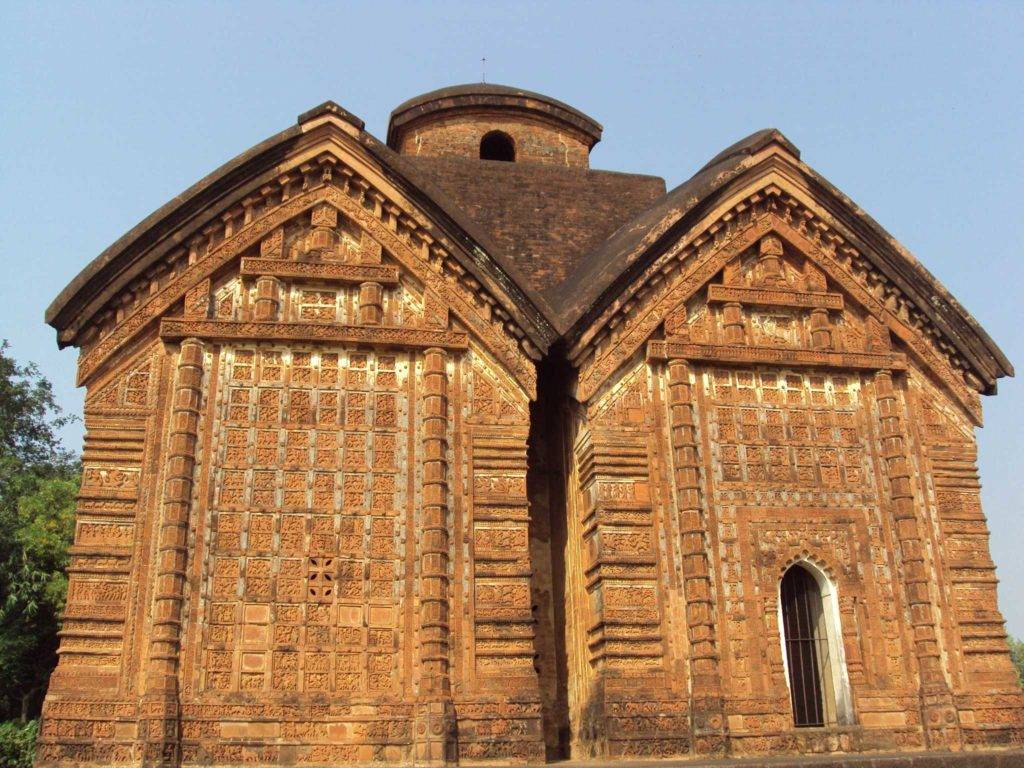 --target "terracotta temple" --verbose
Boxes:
[37,84,1024,766]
